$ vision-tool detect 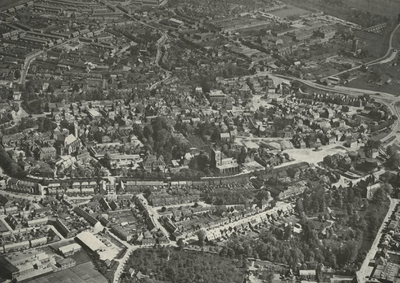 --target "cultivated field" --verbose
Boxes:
[26,262,108,283]
[345,0,400,18]
[283,0,400,19]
